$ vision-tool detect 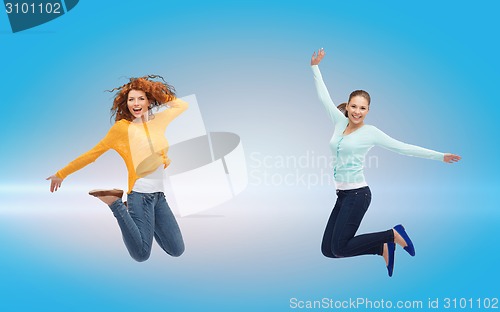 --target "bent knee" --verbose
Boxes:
[330,244,346,258]
[322,244,345,258]
[321,246,336,258]
[131,251,151,262]
[169,244,185,257]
